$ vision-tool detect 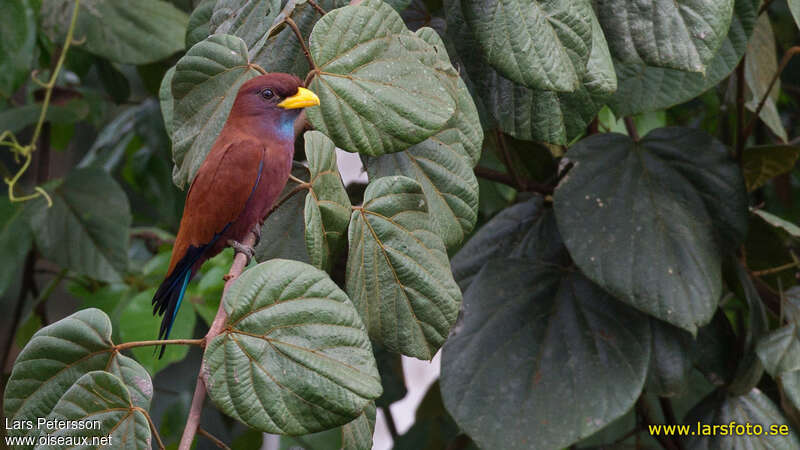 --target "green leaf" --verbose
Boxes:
[597,0,734,74]
[752,209,800,240]
[757,323,800,377]
[608,0,759,116]
[554,128,747,333]
[450,196,567,291]
[96,59,131,104]
[42,0,189,65]
[30,168,131,282]
[791,0,800,30]
[441,260,651,450]
[0,99,89,134]
[346,176,462,359]
[742,145,800,192]
[306,2,456,156]
[693,311,738,386]
[119,289,196,375]
[303,131,352,271]
[364,28,481,249]
[186,0,215,48]
[159,66,176,140]
[744,14,787,141]
[204,259,382,434]
[4,309,153,440]
[341,402,377,450]
[445,0,616,144]
[0,197,36,296]
[646,319,693,397]
[0,0,36,98]
[685,389,799,449]
[36,371,151,449]
[255,167,312,264]
[373,342,407,407]
[210,0,282,53]
[170,34,260,188]
[463,0,592,91]
[727,260,768,395]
